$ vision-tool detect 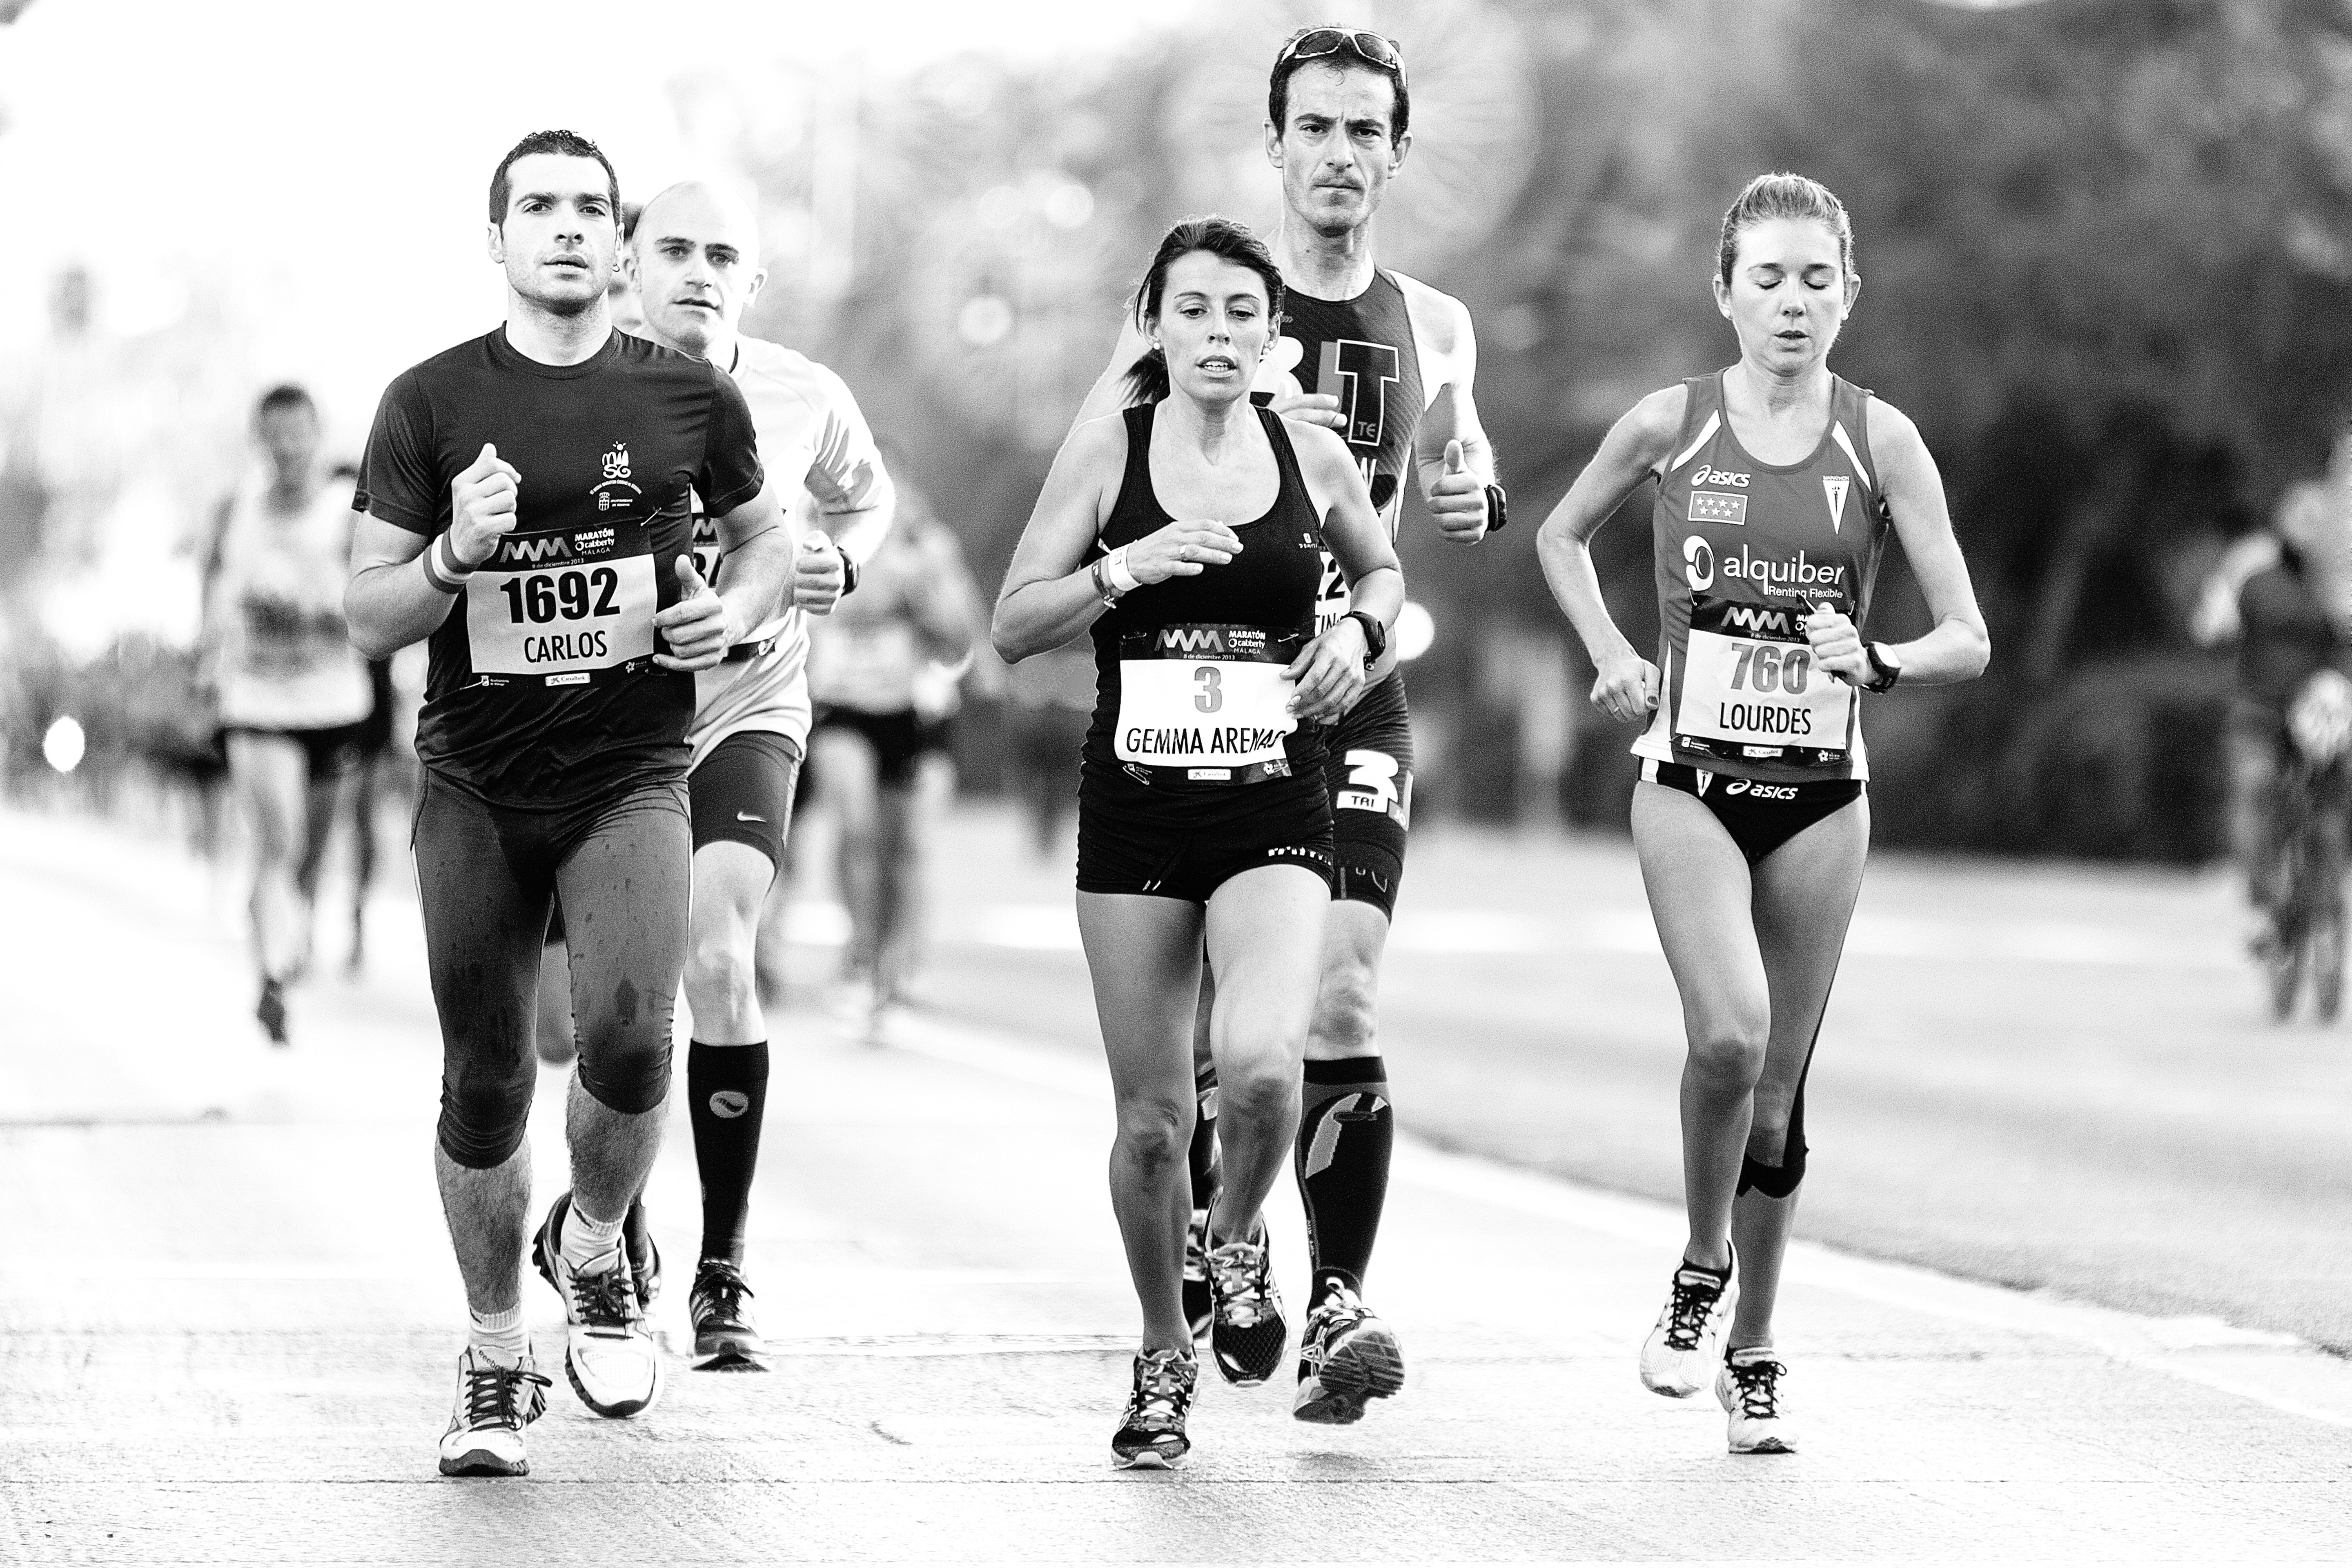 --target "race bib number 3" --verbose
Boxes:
[1116,624,1298,780]
[1673,627,1851,758]
[465,555,657,682]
